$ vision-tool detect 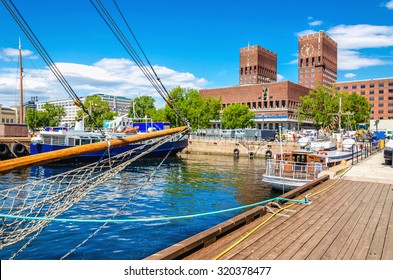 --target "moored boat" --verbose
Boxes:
[262,148,361,192]
[30,117,188,163]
